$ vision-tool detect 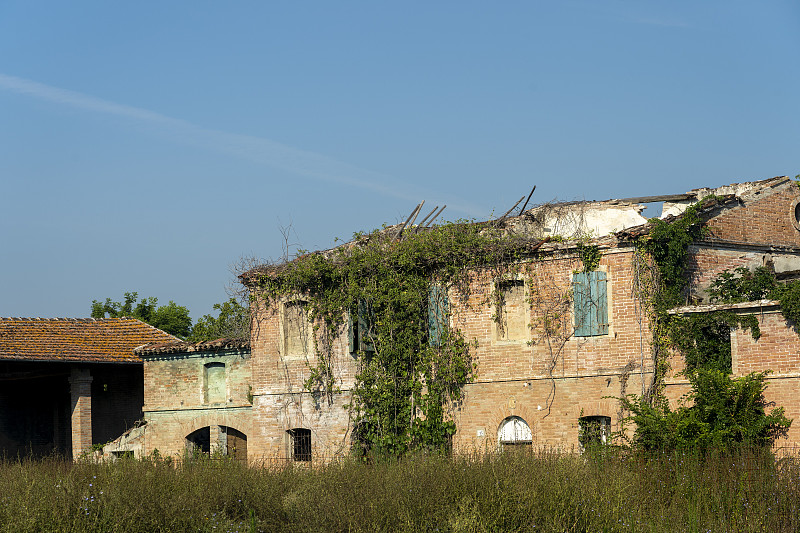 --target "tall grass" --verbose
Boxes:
[1,448,798,532]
